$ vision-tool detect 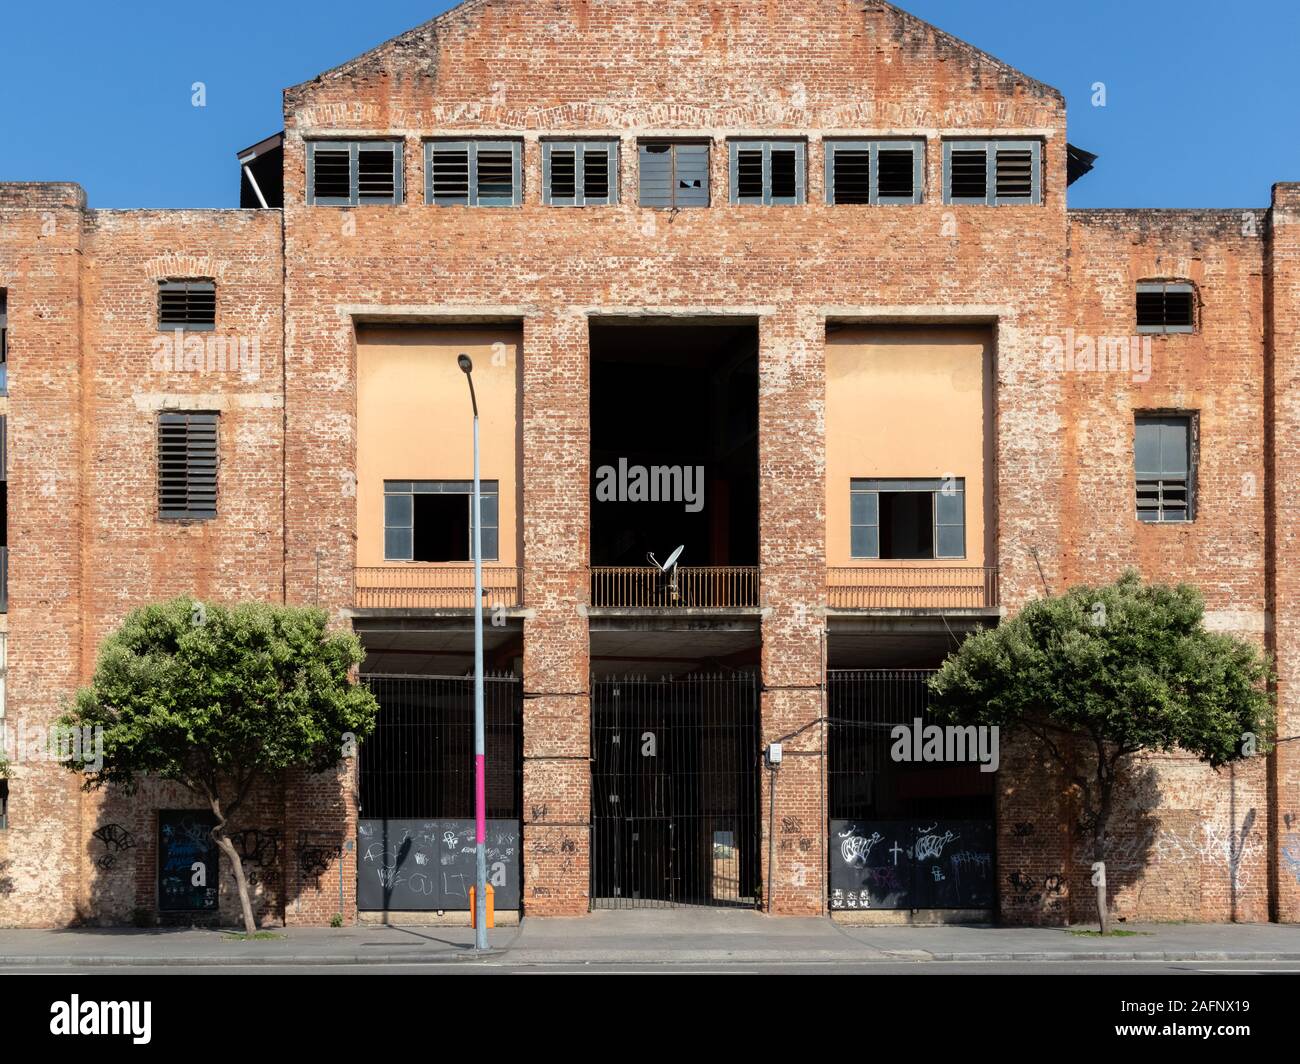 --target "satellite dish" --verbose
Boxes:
[646,545,685,605]
[646,545,685,572]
